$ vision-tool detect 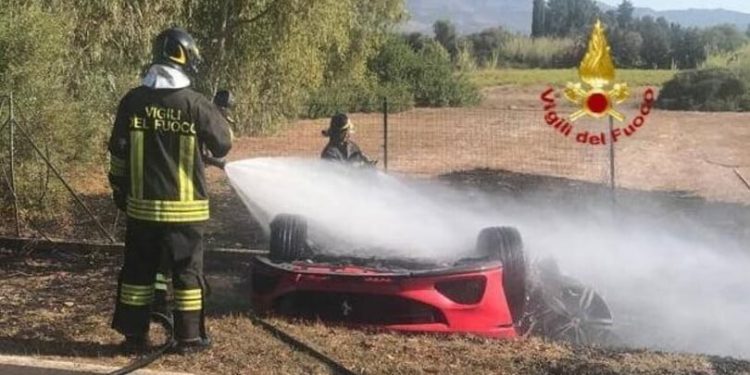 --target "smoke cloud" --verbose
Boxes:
[226,157,750,359]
